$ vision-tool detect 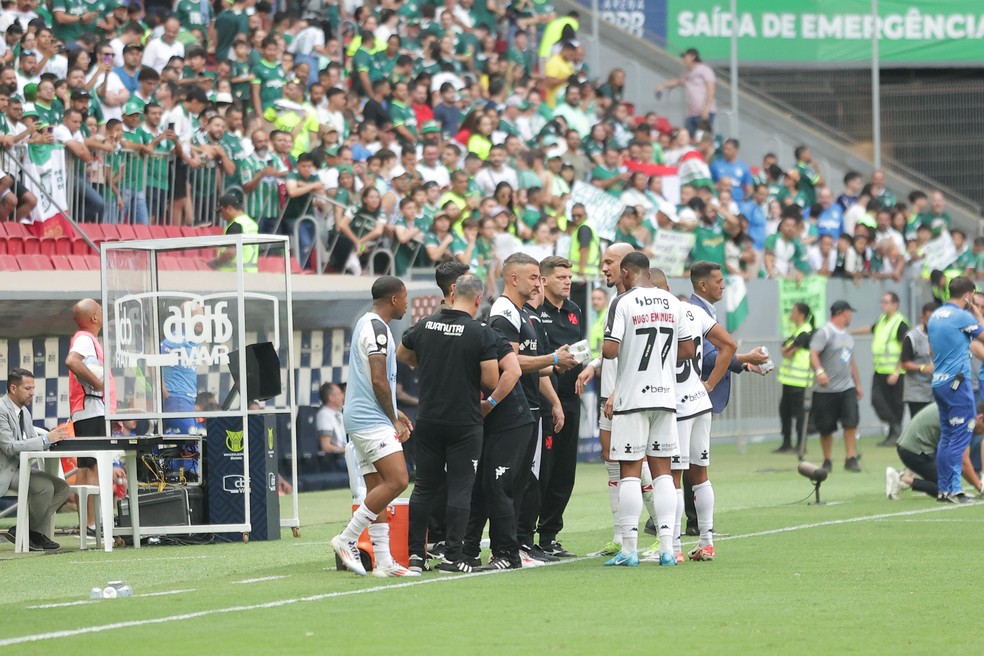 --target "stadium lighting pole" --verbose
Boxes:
[729,0,739,139]
[871,0,882,169]
[590,0,600,78]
